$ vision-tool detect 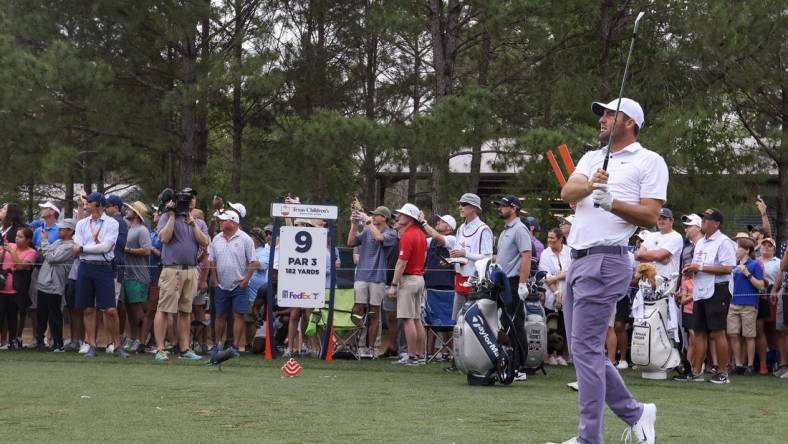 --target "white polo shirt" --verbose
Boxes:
[641,230,684,277]
[690,229,736,301]
[567,142,669,250]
